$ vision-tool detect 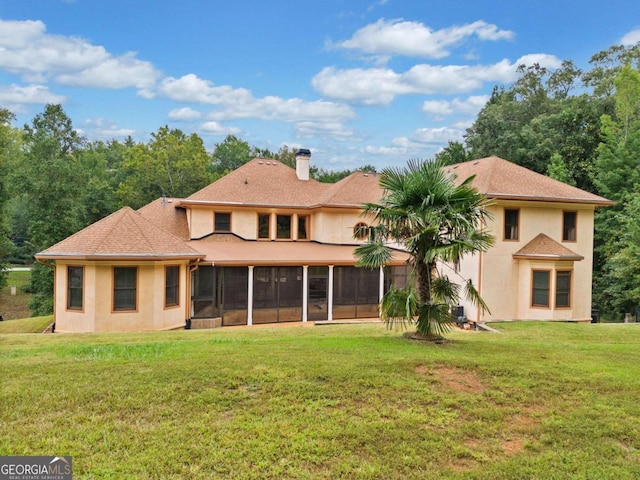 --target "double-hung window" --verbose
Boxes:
[67,266,84,310]
[504,209,519,241]
[114,267,137,311]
